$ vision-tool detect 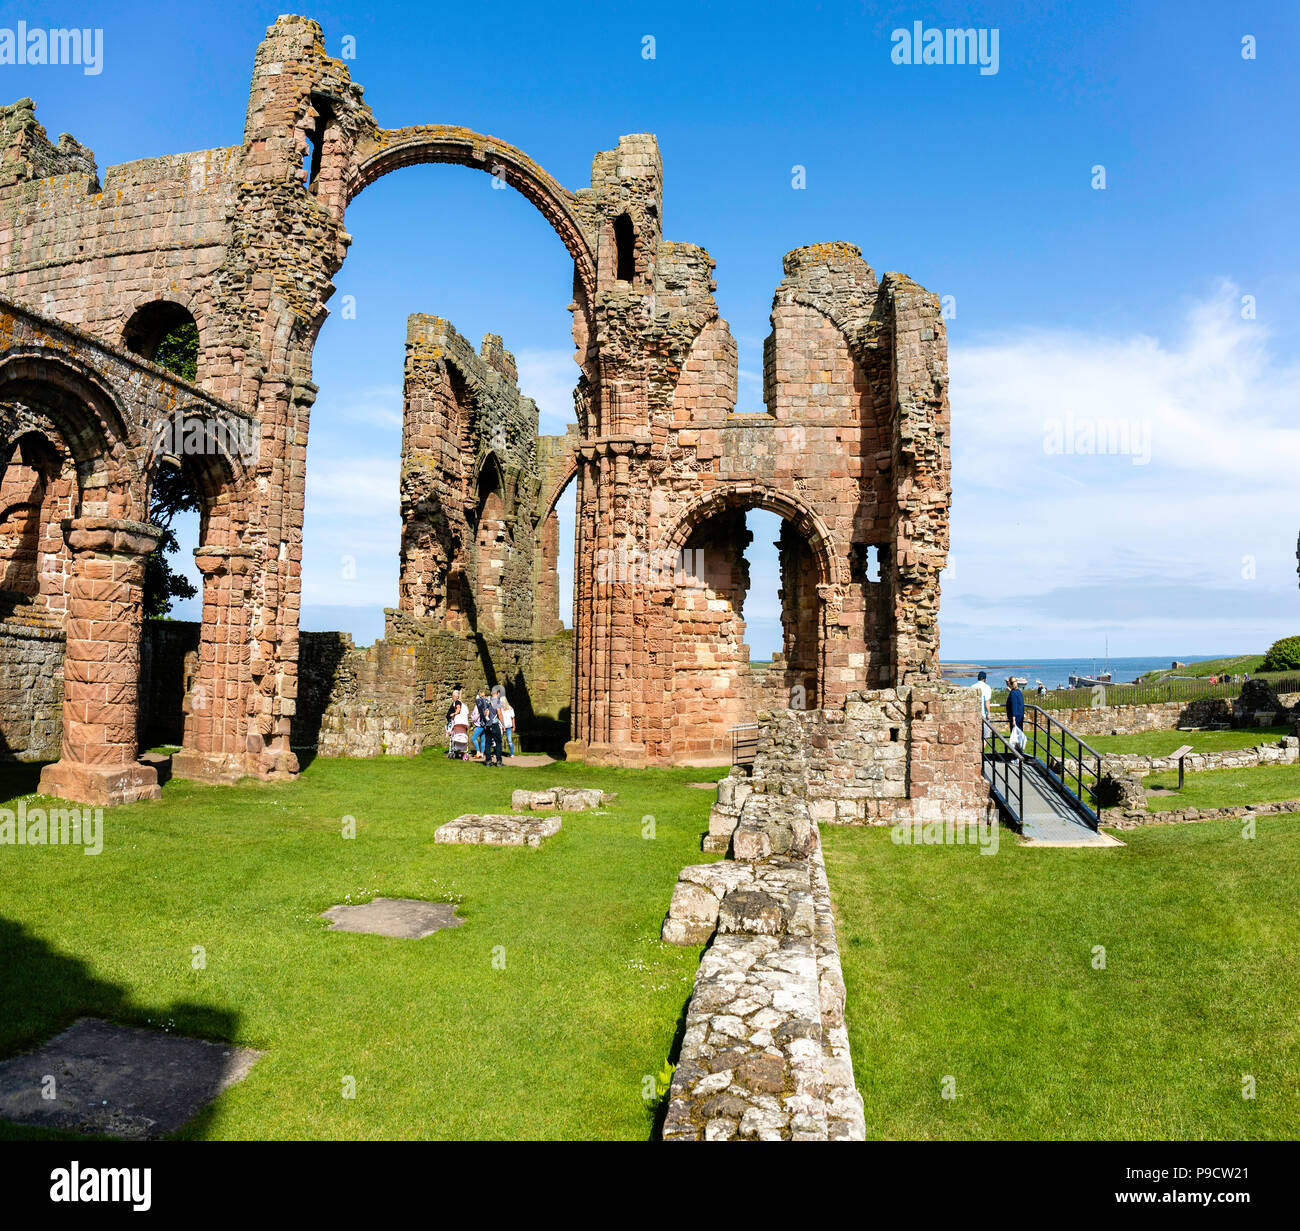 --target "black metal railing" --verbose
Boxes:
[1021,704,1102,827]
[730,723,759,767]
[981,719,1025,826]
